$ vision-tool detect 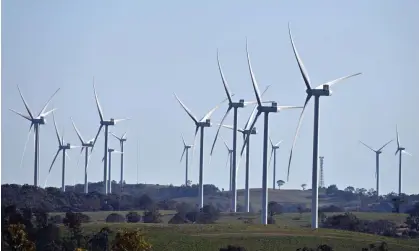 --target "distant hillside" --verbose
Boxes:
[2,182,418,213]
